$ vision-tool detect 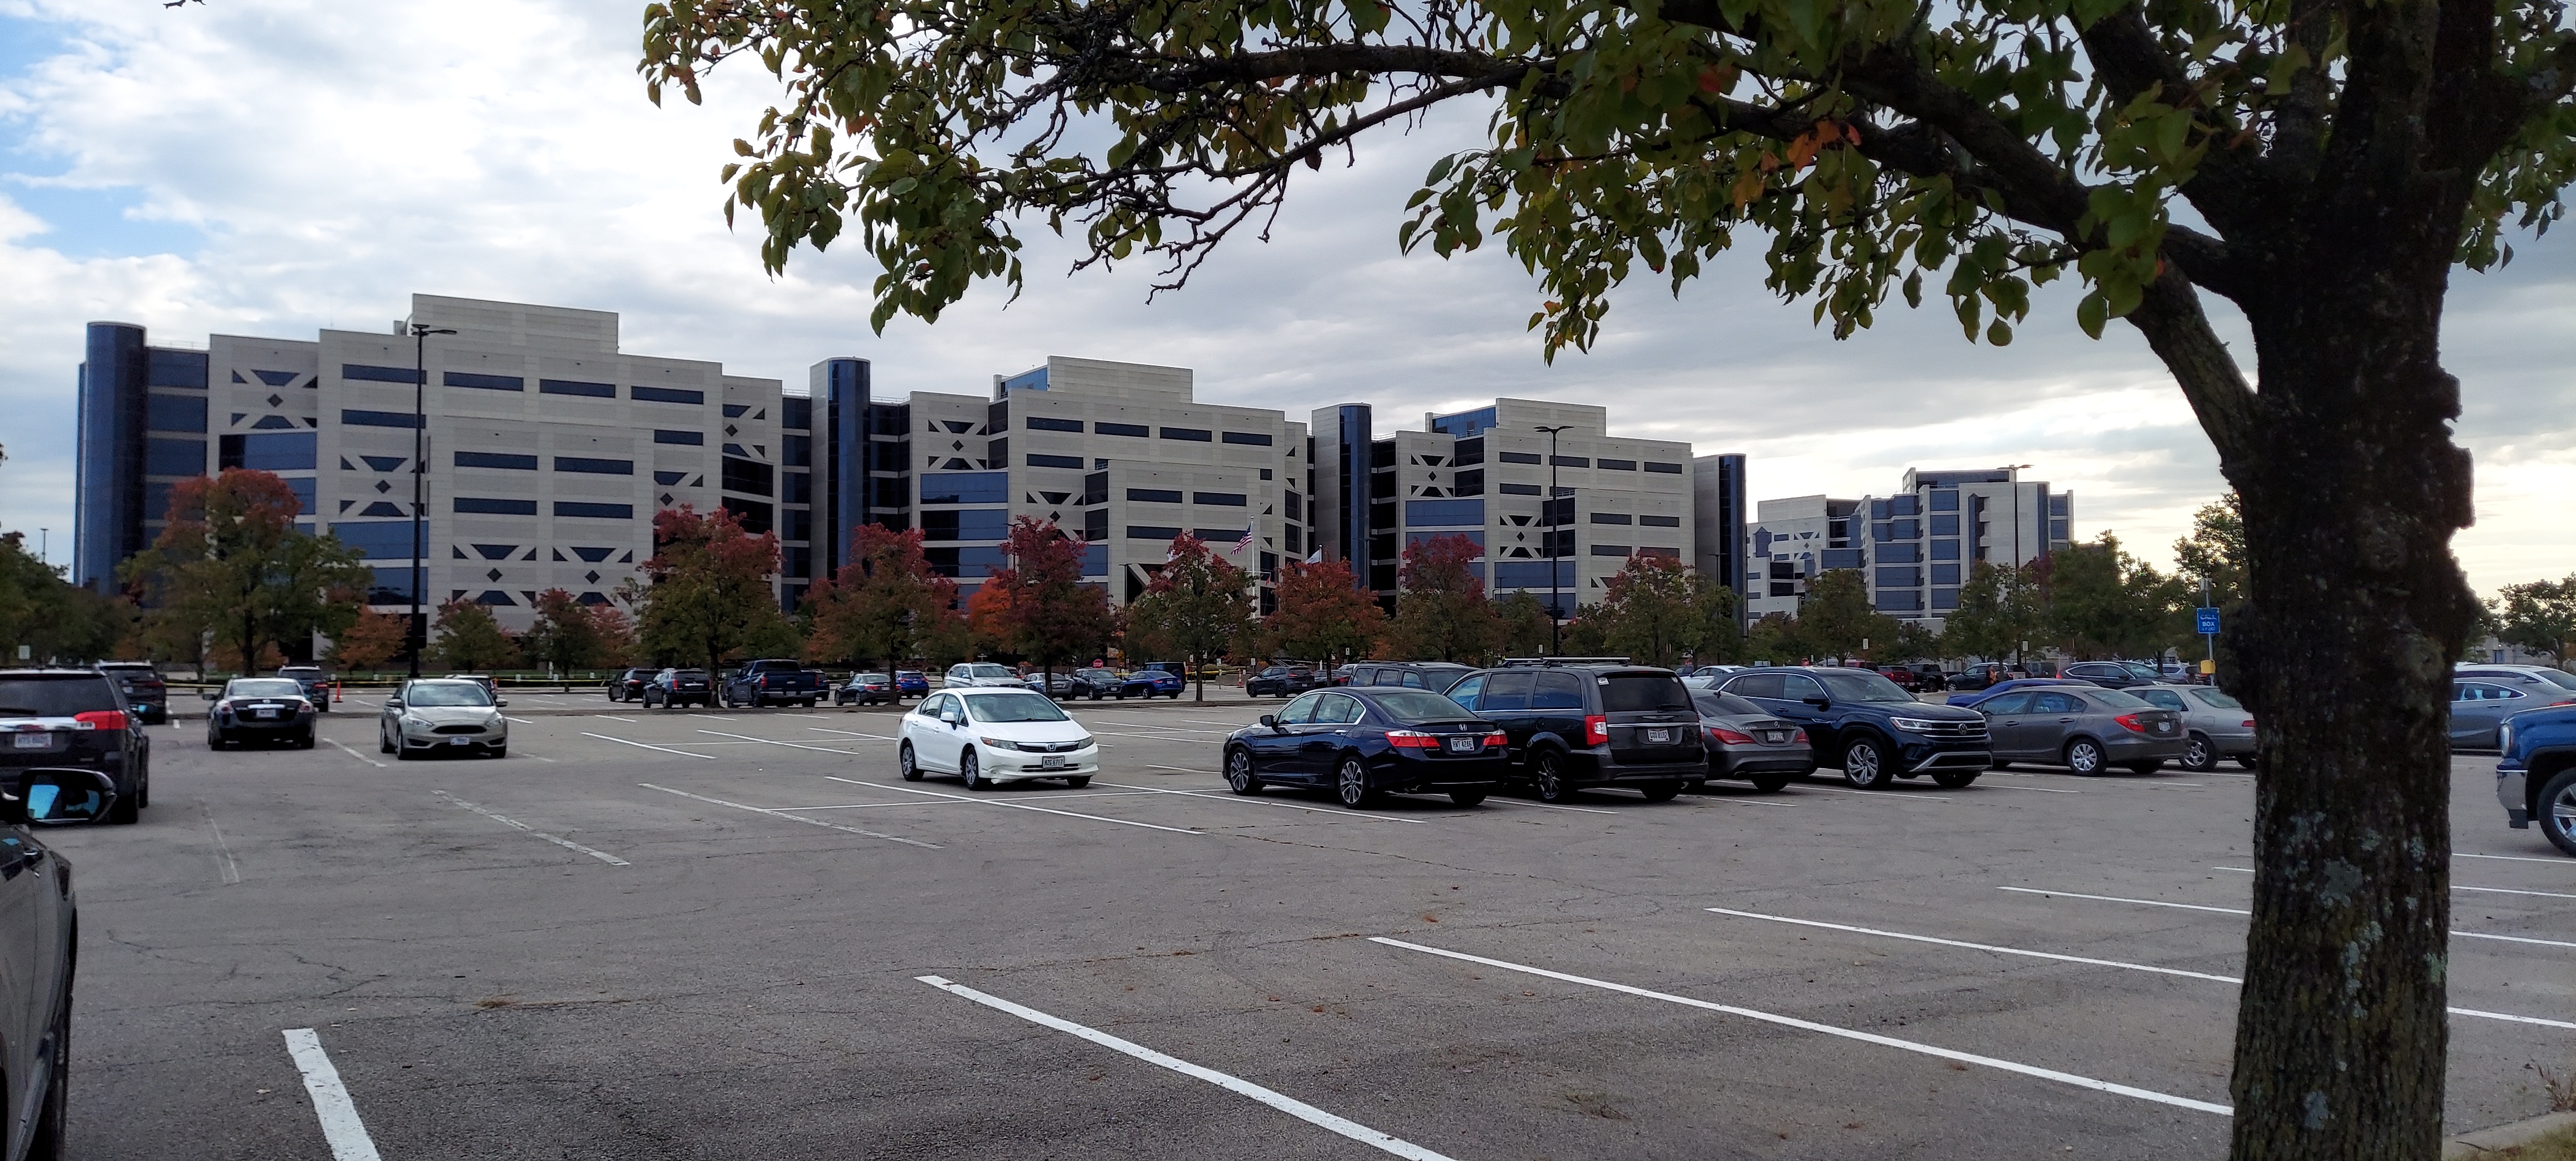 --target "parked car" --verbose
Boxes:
[275,665,333,713]
[1344,661,1477,693]
[1329,665,1358,686]
[1245,666,1324,697]
[893,671,930,699]
[204,677,317,749]
[1442,663,1706,802]
[2452,679,2576,749]
[450,674,501,704]
[2457,664,2576,696]
[1690,690,1815,792]
[641,669,714,709]
[1872,665,1945,692]
[943,662,1025,689]
[1112,669,1185,699]
[1061,667,1125,700]
[94,661,169,725]
[2059,661,2163,689]
[2125,683,2257,771]
[1944,677,2090,709]
[1975,685,2184,774]
[835,672,897,706]
[1222,687,1507,808]
[1,669,149,825]
[607,667,656,702]
[379,678,508,760]
[721,659,827,709]
[897,687,1099,789]
[1944,662,2016,691]
[1716,667,1989,790]
[1,764,118,1160]
[2495,701,2576,856]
